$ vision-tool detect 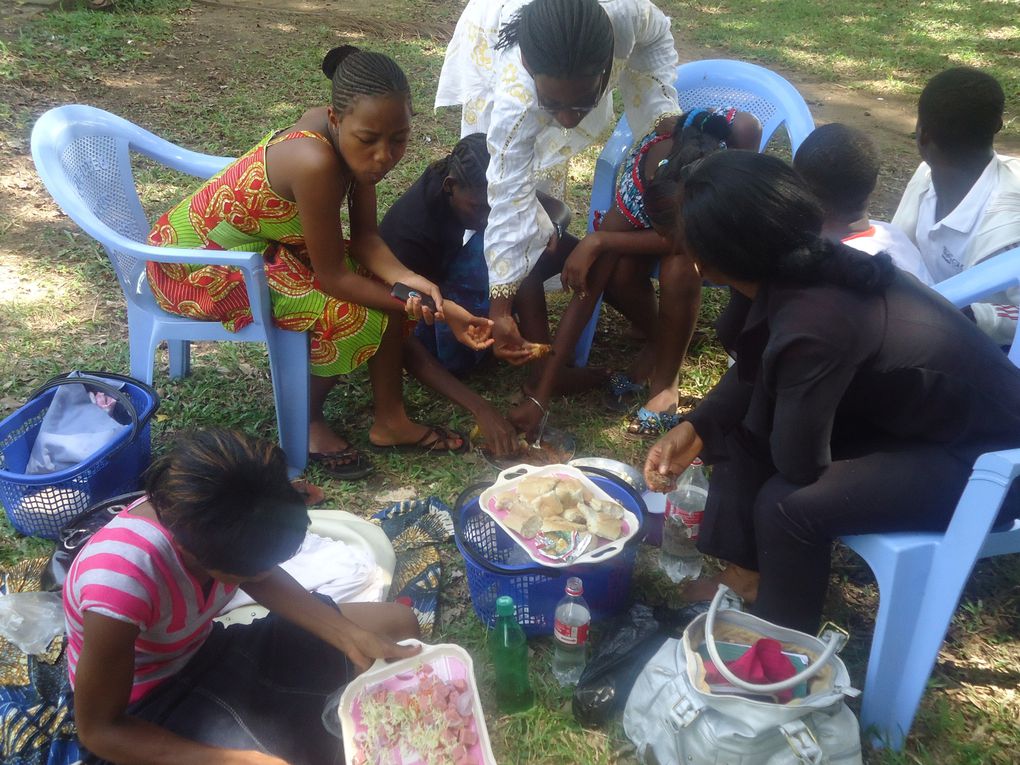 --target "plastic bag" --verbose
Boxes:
[26,372,130,475]
[572,603,708,729]
[0,591,65,654]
